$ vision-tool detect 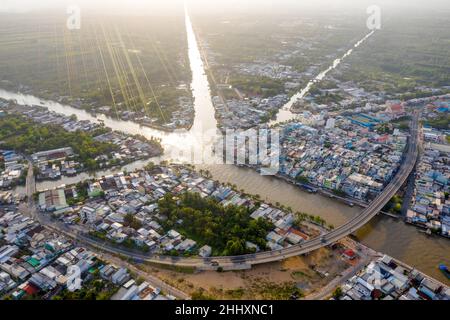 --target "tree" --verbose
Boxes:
[123,213,142,230]
[224,238,245,256]
[332,287,343,299]
[158,192,274,256]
